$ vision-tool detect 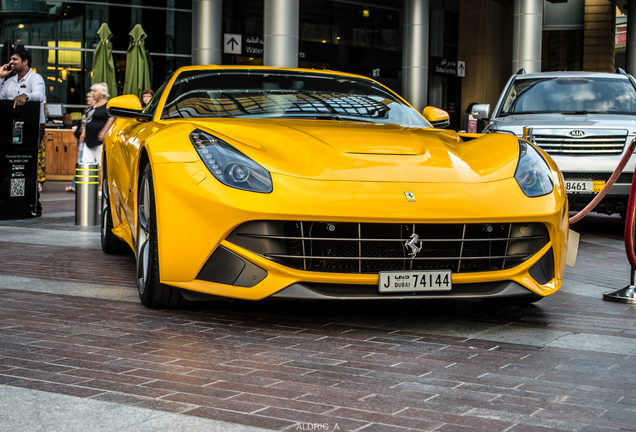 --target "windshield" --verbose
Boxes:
[500,77,636,115]
[161,70,431,128]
